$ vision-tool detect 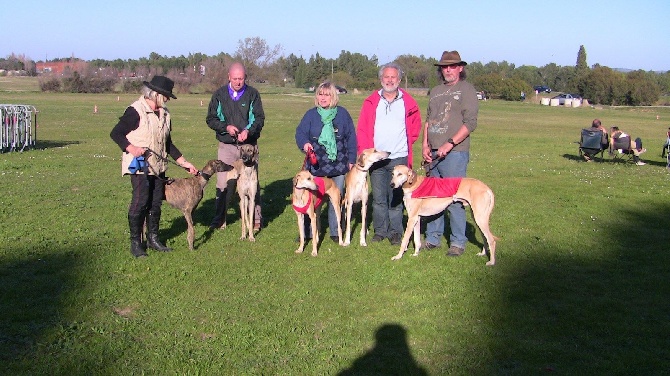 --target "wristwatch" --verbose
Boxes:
[447,138,456,146]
